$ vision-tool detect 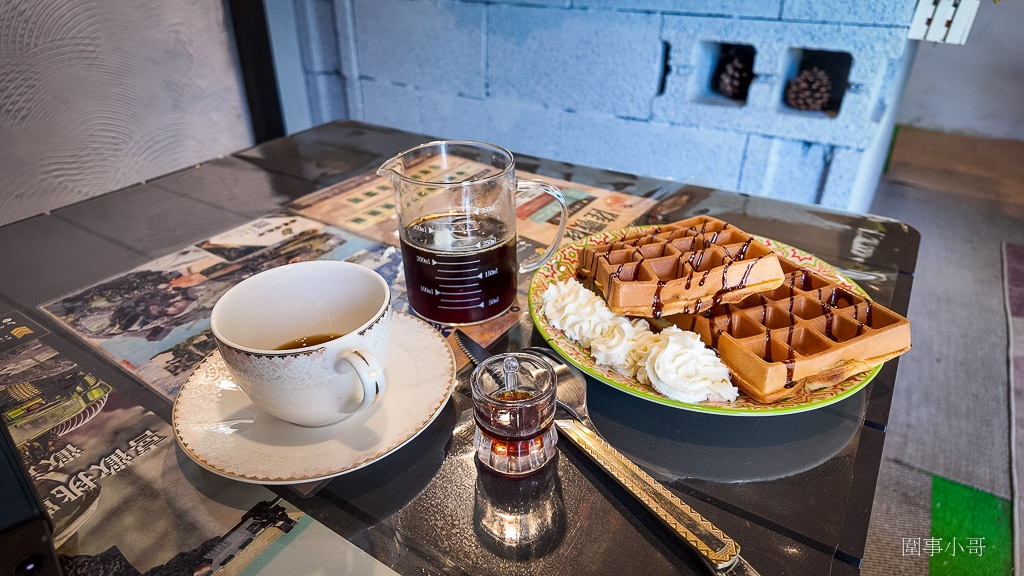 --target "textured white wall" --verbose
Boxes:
[897,1,1024,141]
[0,0,253,226]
